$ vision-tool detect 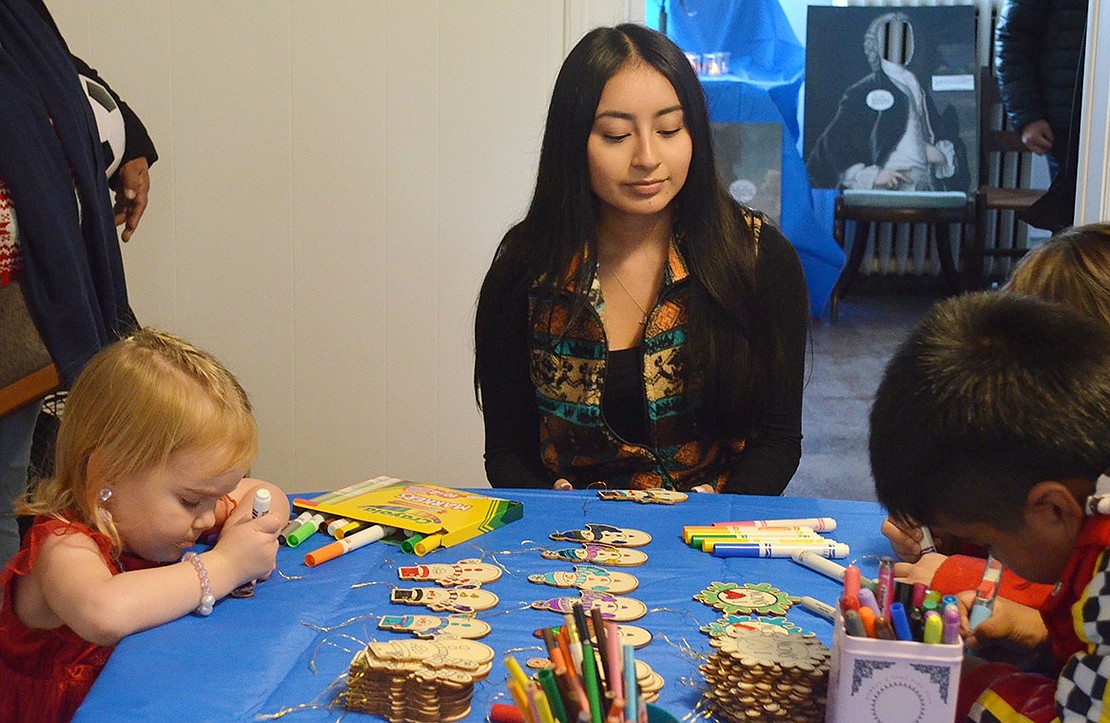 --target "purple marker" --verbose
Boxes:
[943,605,962,644]
[857,587,881,616]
